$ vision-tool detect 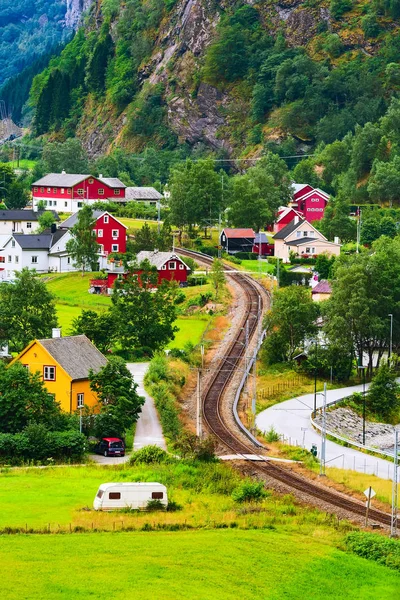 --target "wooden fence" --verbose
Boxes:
[257,376,309,399]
